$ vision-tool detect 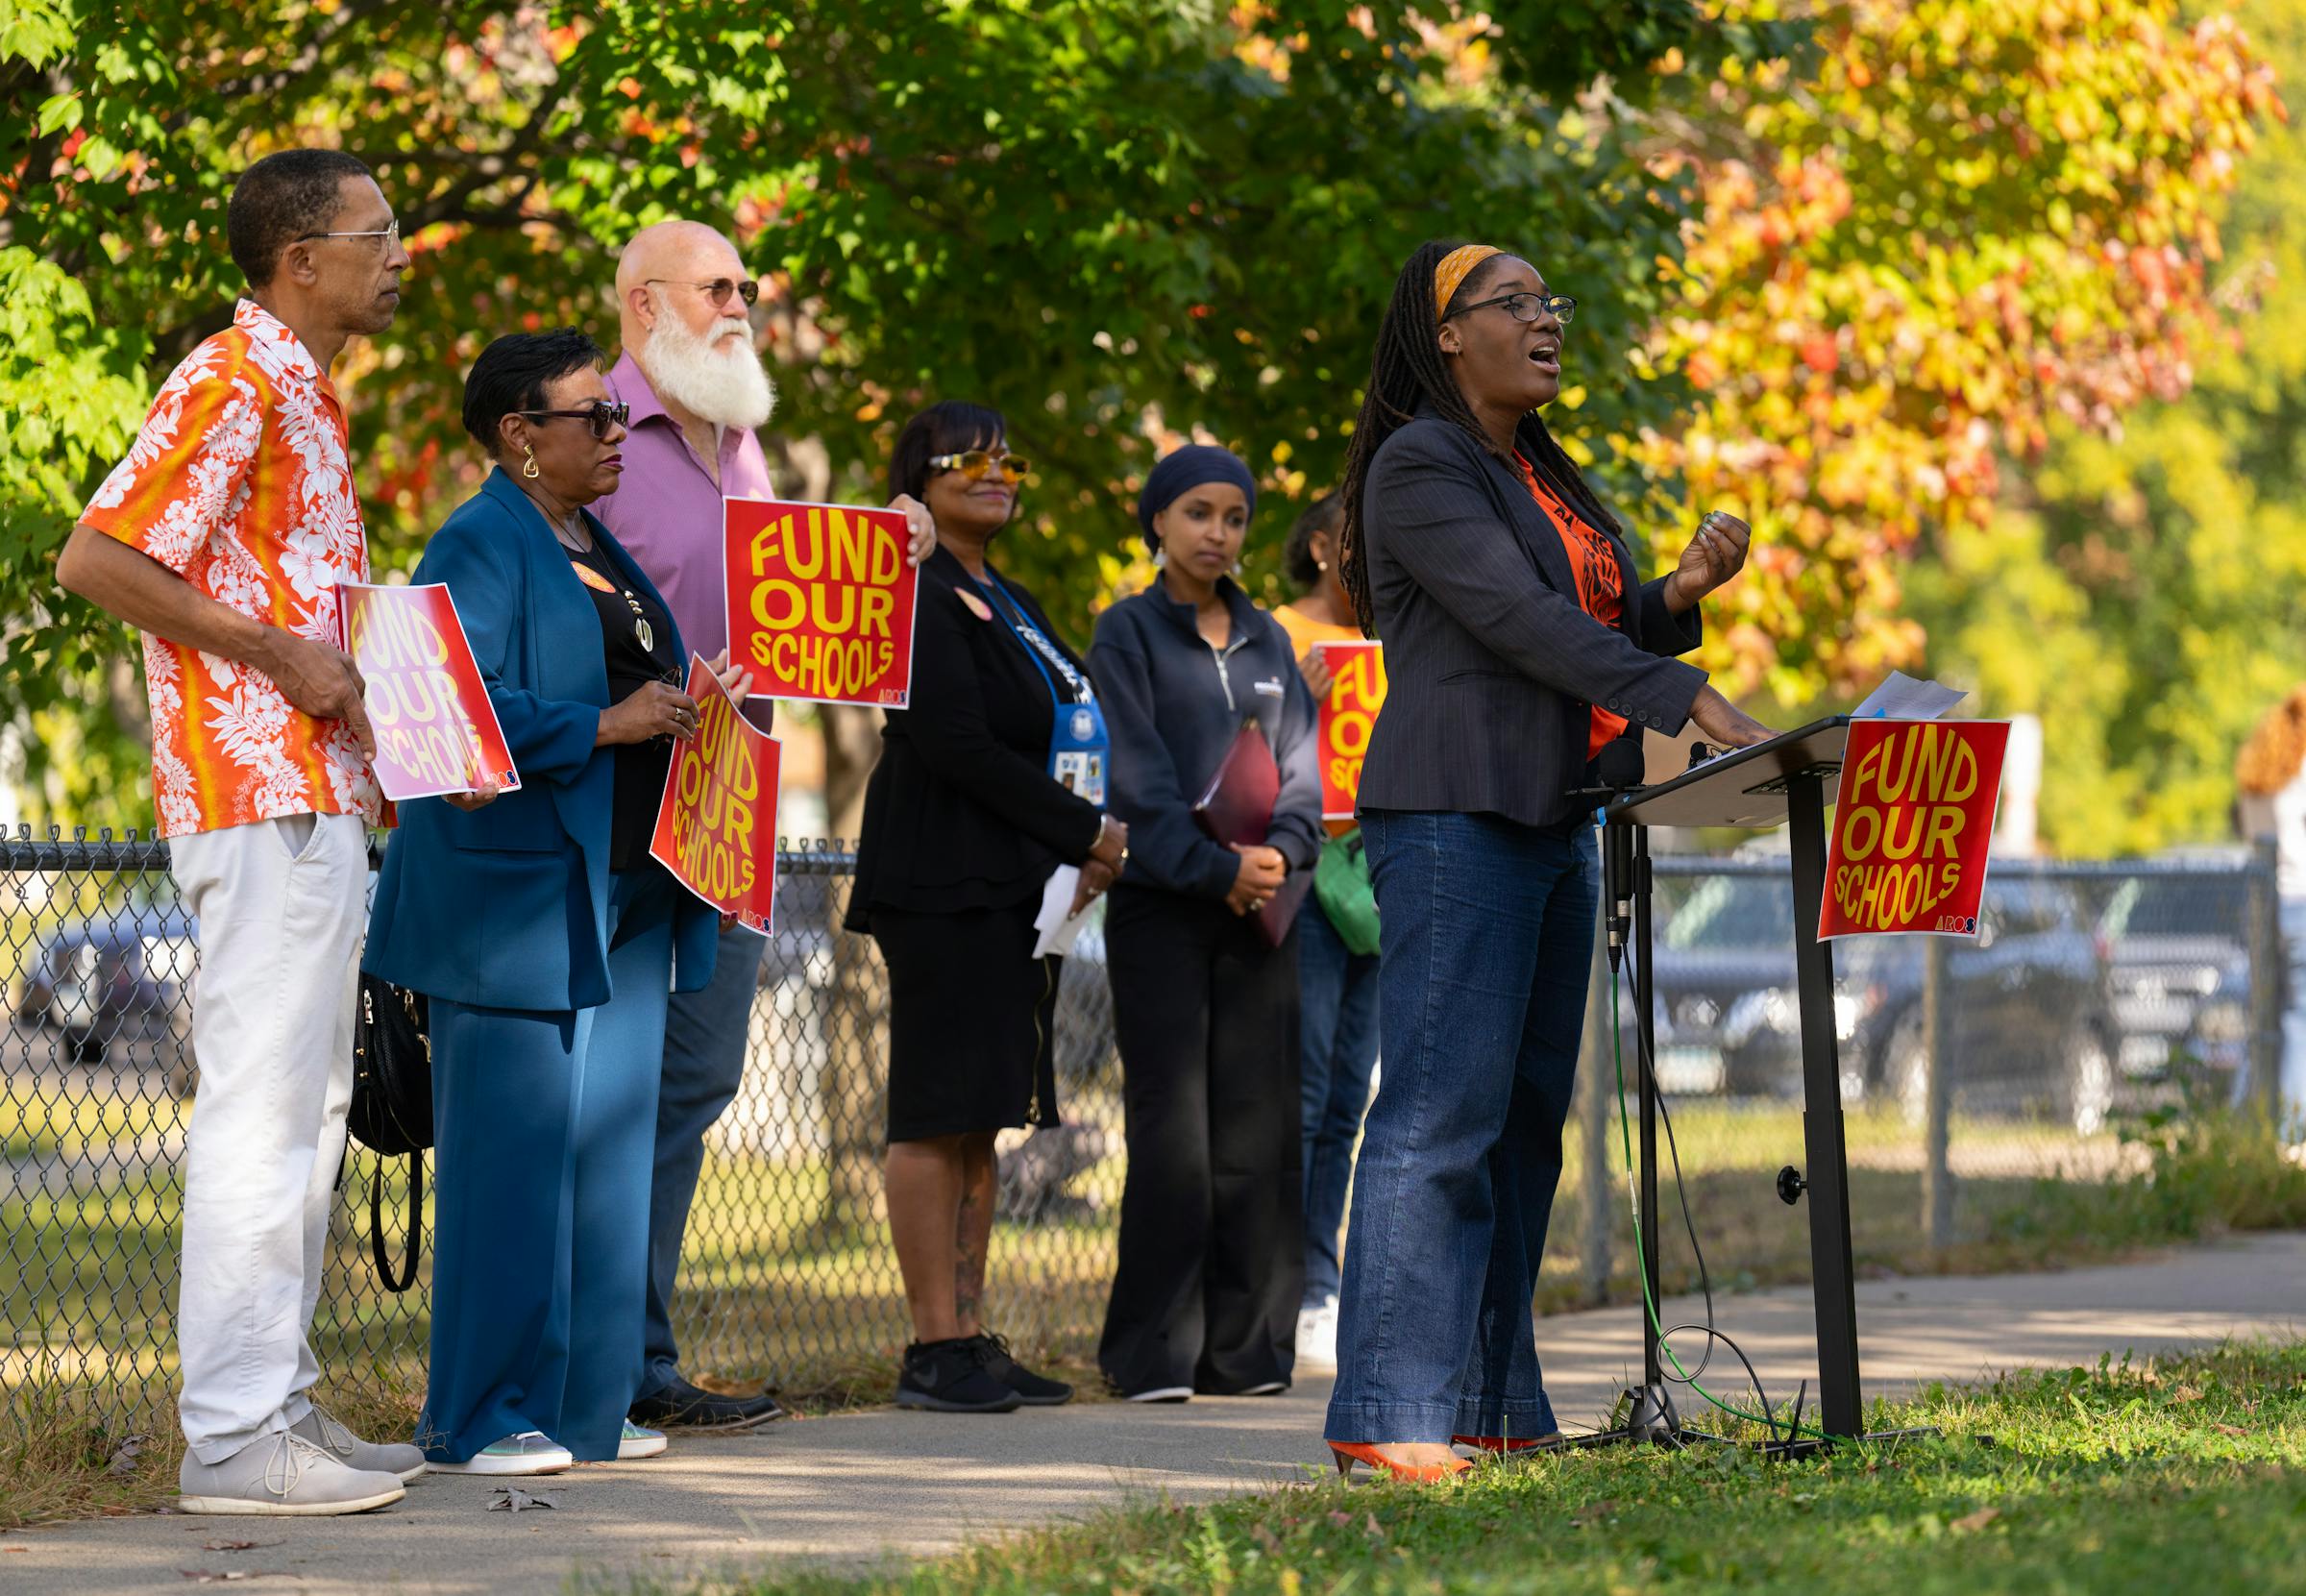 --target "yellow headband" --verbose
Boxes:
[1433,244,1502,323]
